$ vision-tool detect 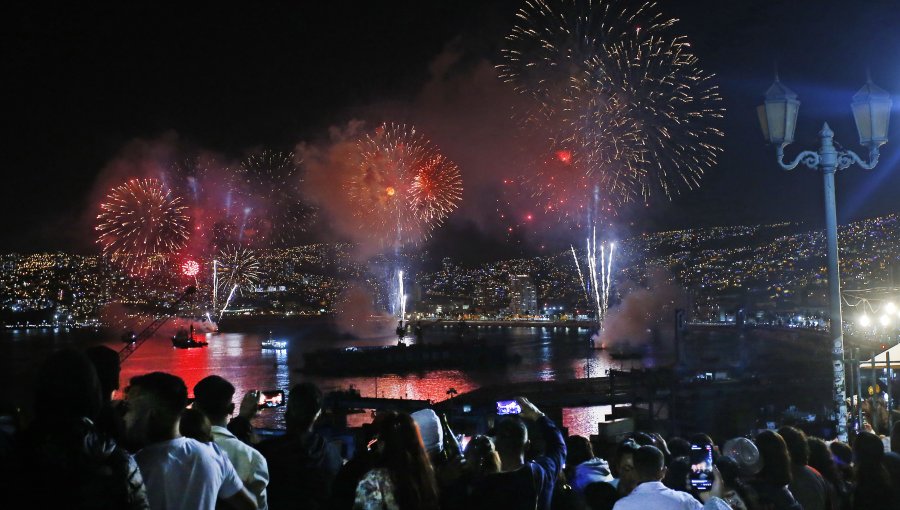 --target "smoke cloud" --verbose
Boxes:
[599,269,689,350]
